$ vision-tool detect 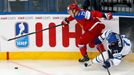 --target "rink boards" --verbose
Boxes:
[0,51,134,62]
[0,14,133,61]
[0,51,99,60]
